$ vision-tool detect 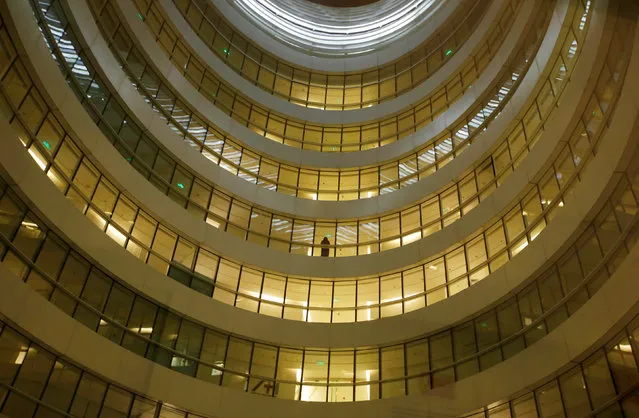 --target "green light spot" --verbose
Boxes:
[126,157,132,162]
[42,140,51,150]
[333,298,340,303]
[445,49,453,56]
[326,234,331,238]
[316,361,325,366]
[481,323,487,328]
[223,48,230,56]
[138,13,143,21]
[177,182,185,189]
